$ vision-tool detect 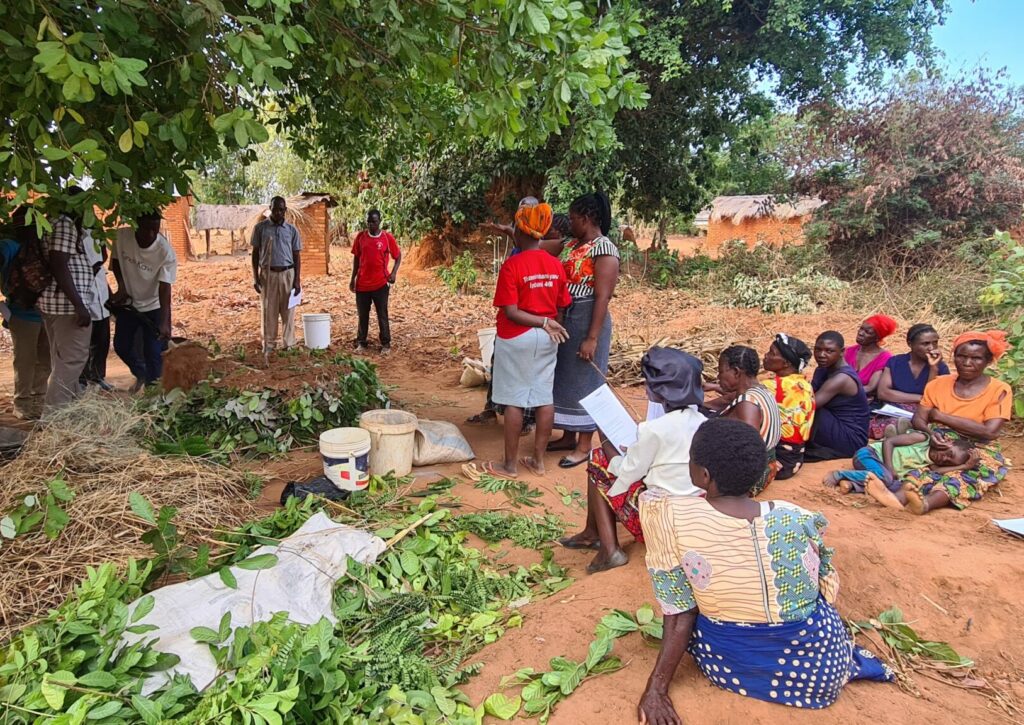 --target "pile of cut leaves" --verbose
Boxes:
[0,476,574,724]
[139,353,388,460]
